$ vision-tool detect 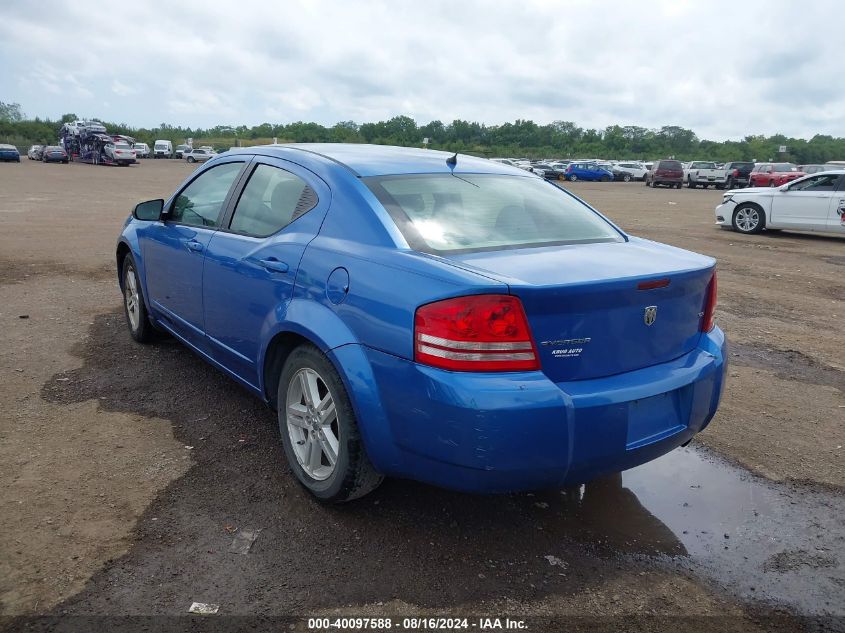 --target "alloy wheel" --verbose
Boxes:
[286,368,340,481]
[735,206,760,232]
[124,268,140,331]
